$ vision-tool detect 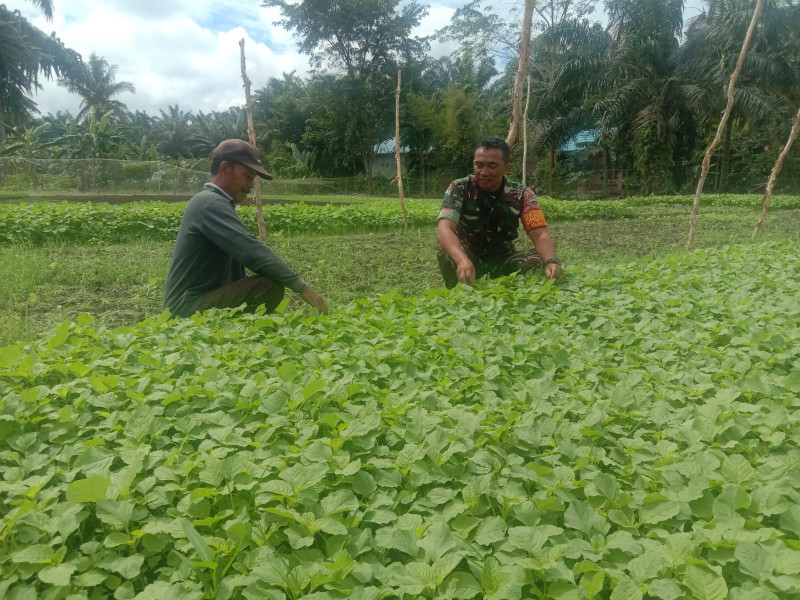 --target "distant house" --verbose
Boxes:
[560,129,623,193]
[371,139,408,178]
[561,129,601,152]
